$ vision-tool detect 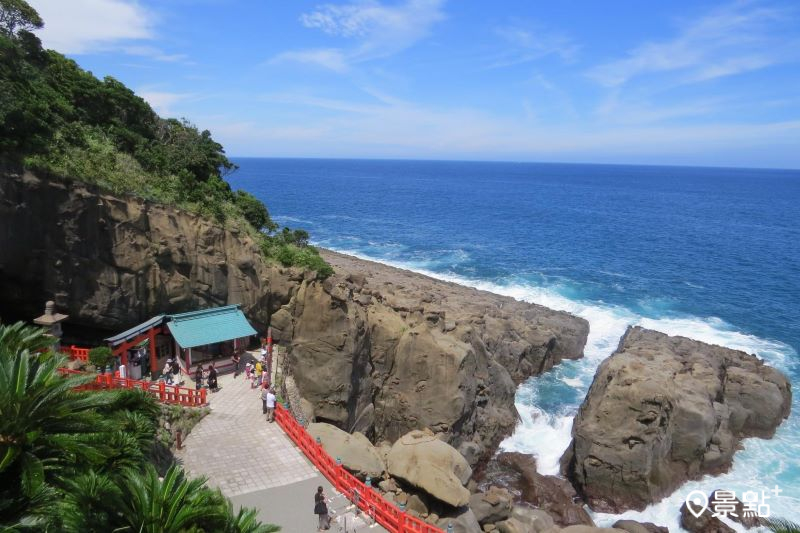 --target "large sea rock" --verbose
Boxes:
[561,326,792,512]
[307,422,385,478]
[0,171,589,463]
[386,429,472,507]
